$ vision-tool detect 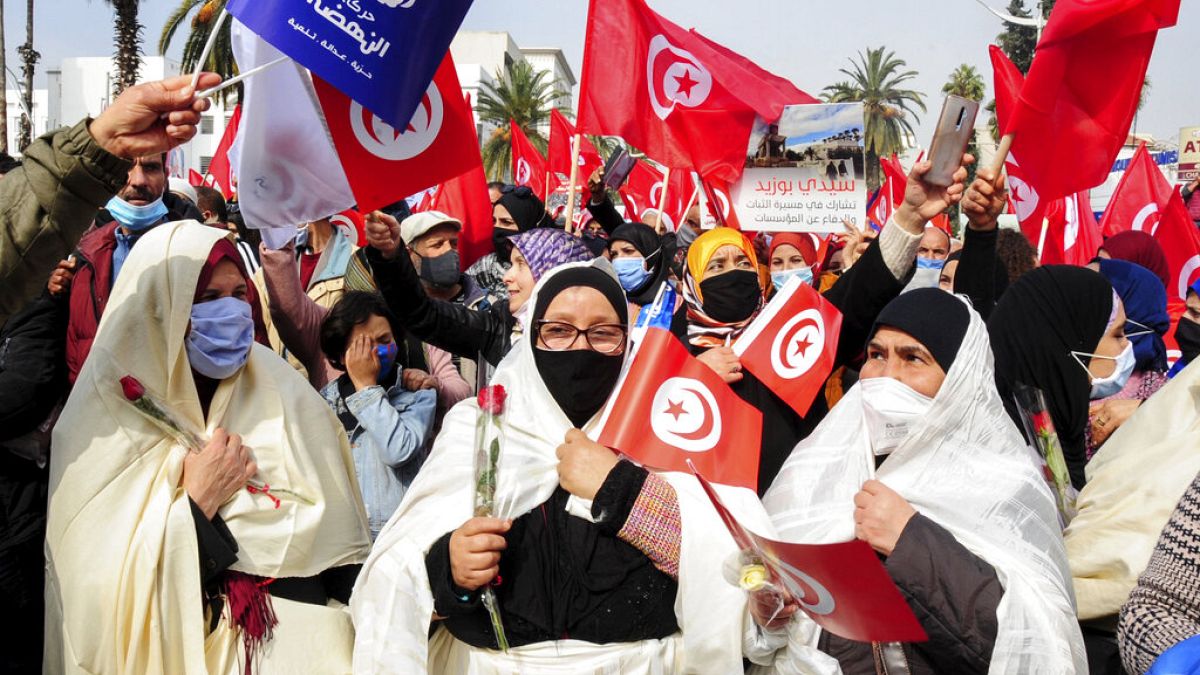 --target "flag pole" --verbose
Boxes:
[1036,216,1049,261]
[190,9,230,90]
[196,57,289,99]
[990,133,1015,177]
[677,178,699,233]
[655,167,672,232]
[563,133,583,235]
